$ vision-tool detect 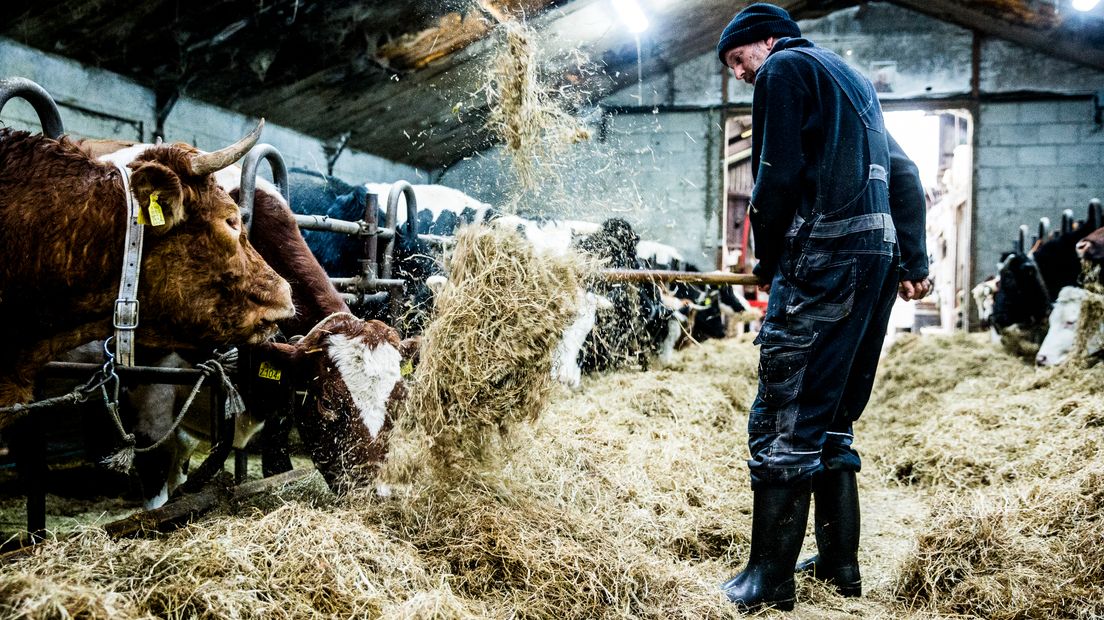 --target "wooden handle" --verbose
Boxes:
[601,269,759,286]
